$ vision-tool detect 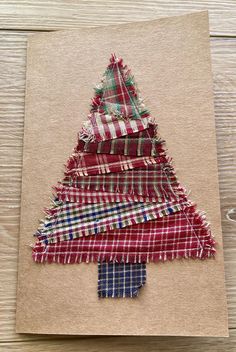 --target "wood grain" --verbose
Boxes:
[0,2,236,350]
[1,333,236,352]
[0,1,235,36]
